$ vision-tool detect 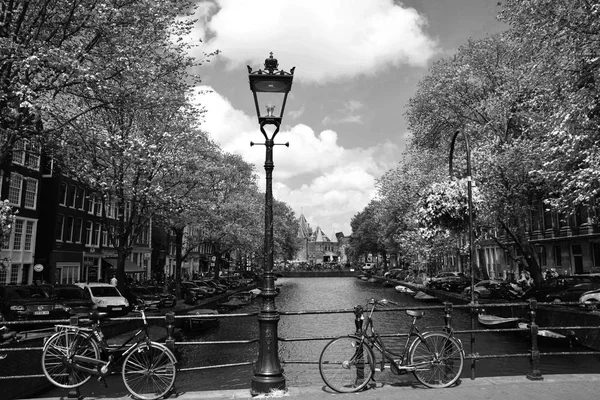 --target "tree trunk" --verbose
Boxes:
[173,227,184,299]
